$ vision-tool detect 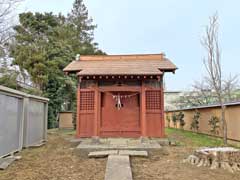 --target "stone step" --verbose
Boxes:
[119,150,148,157]
[88,150,118,158]
[88,150,148,158]
[105,155,132,180]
